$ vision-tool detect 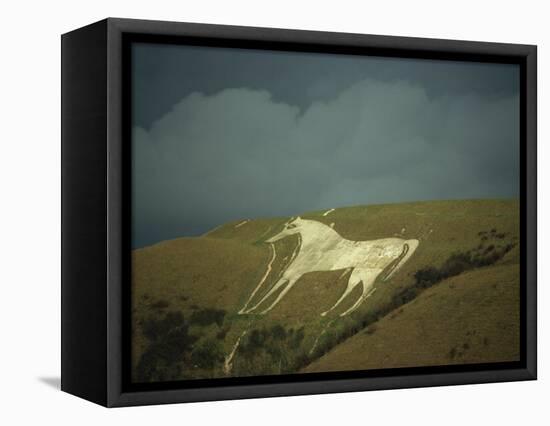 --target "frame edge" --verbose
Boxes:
[61,19,110,407]
[102,17,538,407]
